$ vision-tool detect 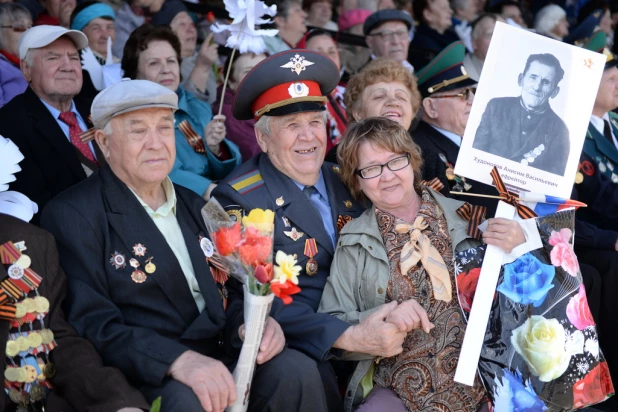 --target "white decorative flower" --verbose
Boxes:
[211,0,278,54]
[576,361,589,374]
[585,338,600,359]
[564,329,585,356]
[0,137,23,192]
